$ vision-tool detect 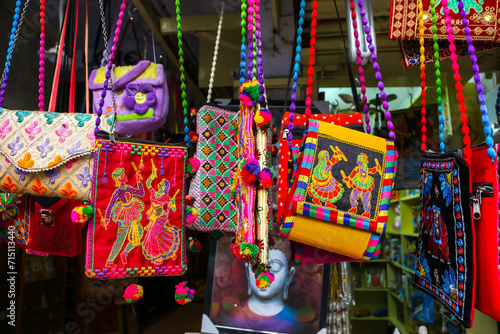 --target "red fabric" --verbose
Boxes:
[85,138,187,279]
[390,0,500,42]
[28,198,83,257]
[471,144,500,321]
